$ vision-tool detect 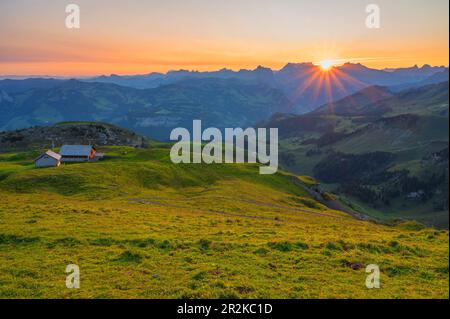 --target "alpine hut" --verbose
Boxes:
[60,145,96,162]
[34,150,62,168]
